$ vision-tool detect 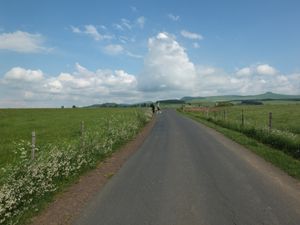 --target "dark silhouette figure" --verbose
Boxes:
[150,103,155,114]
